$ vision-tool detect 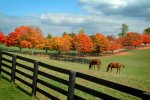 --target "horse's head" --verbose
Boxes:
[122,64,125,68]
